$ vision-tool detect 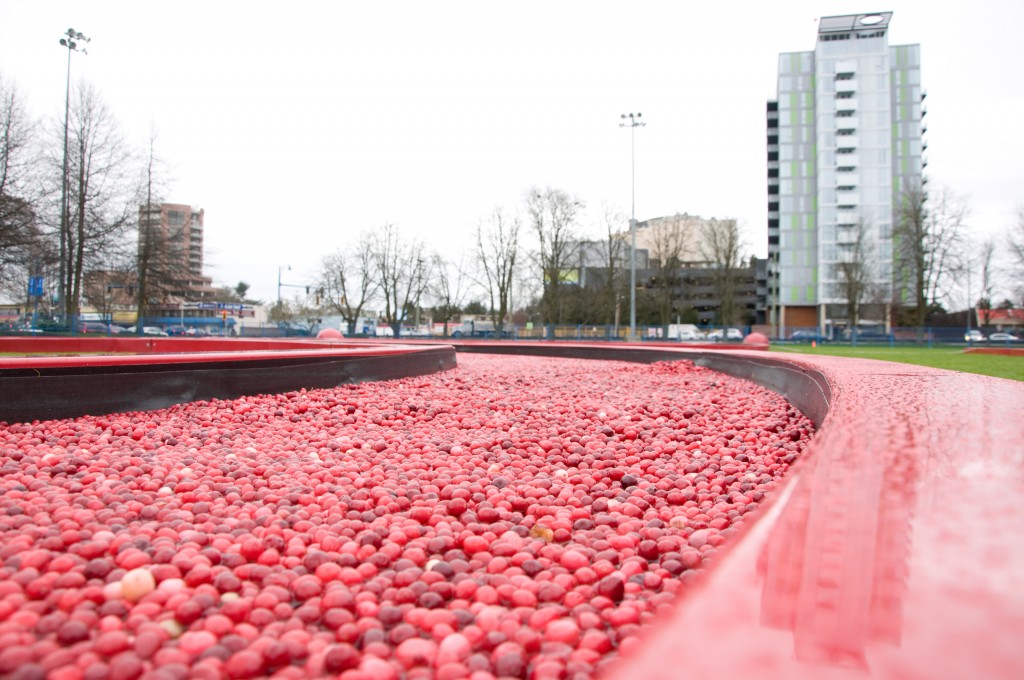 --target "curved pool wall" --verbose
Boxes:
[0,338,456,423]
[1,337,1021,677]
